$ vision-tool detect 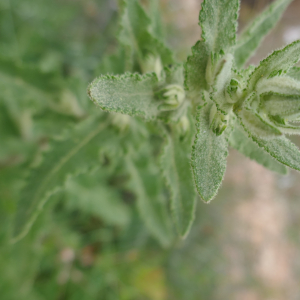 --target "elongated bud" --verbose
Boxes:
[209,105,228,136]
[156,84,185,111]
